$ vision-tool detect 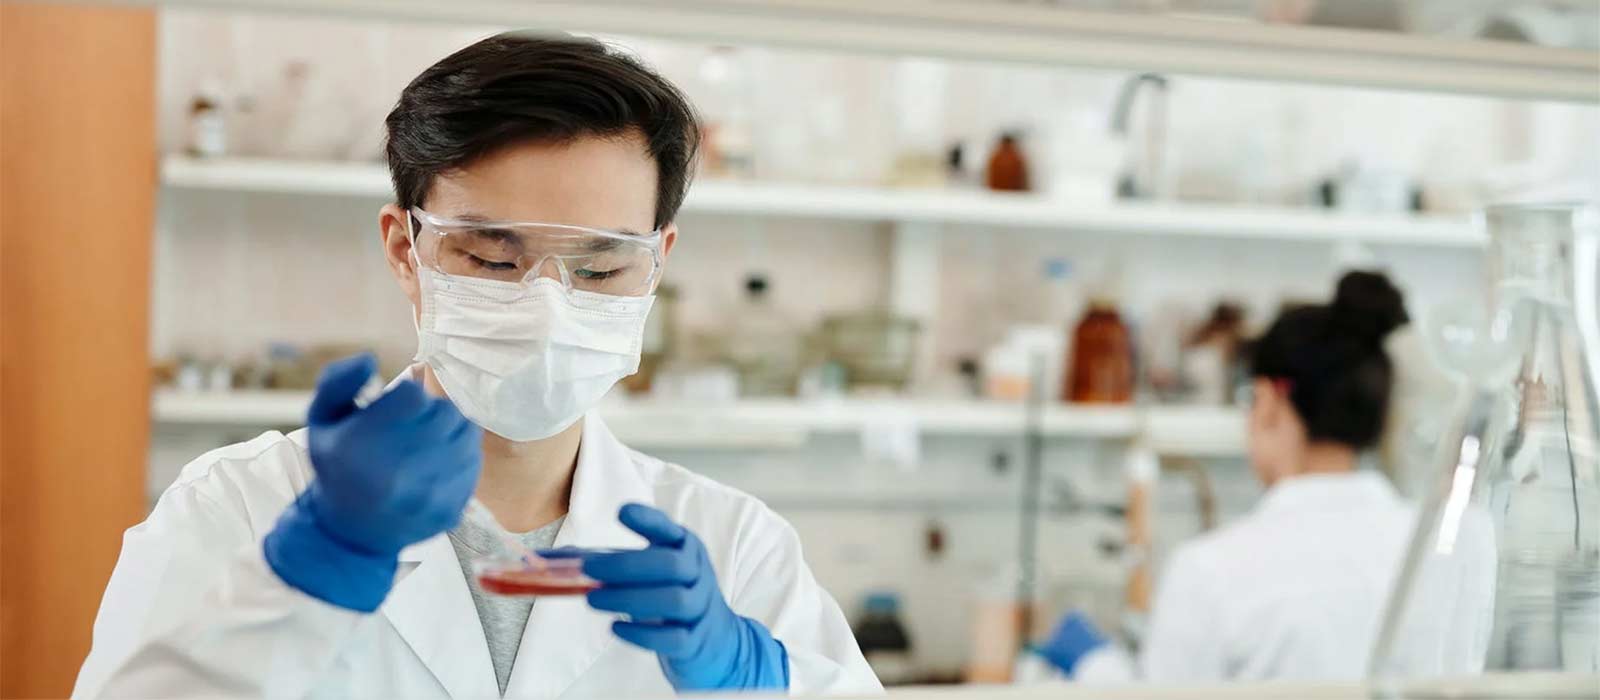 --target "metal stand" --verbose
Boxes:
[1015,354,1047,646]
